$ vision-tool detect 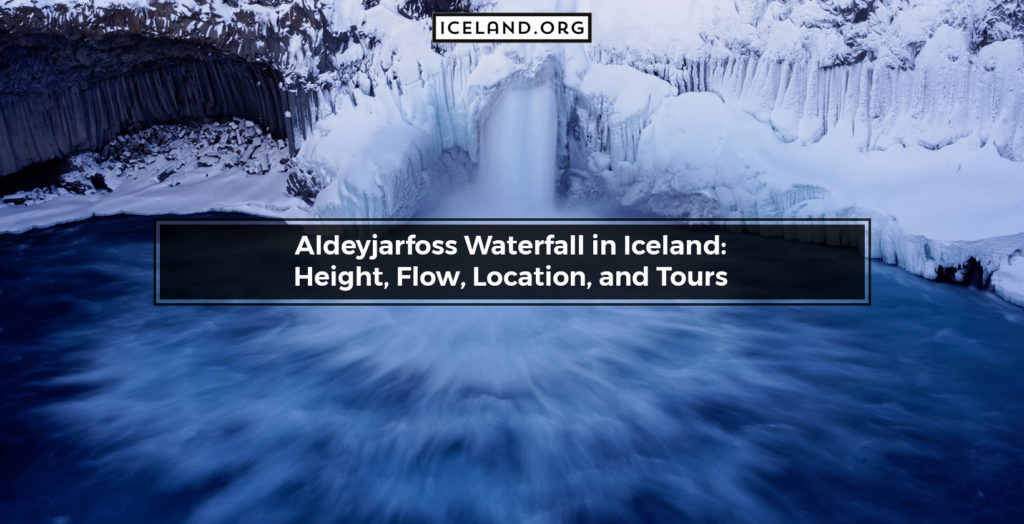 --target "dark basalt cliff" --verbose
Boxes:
[0,34,298,176]
[0,1,345,79]
[0,0,472,177]
[0,1,349,176]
